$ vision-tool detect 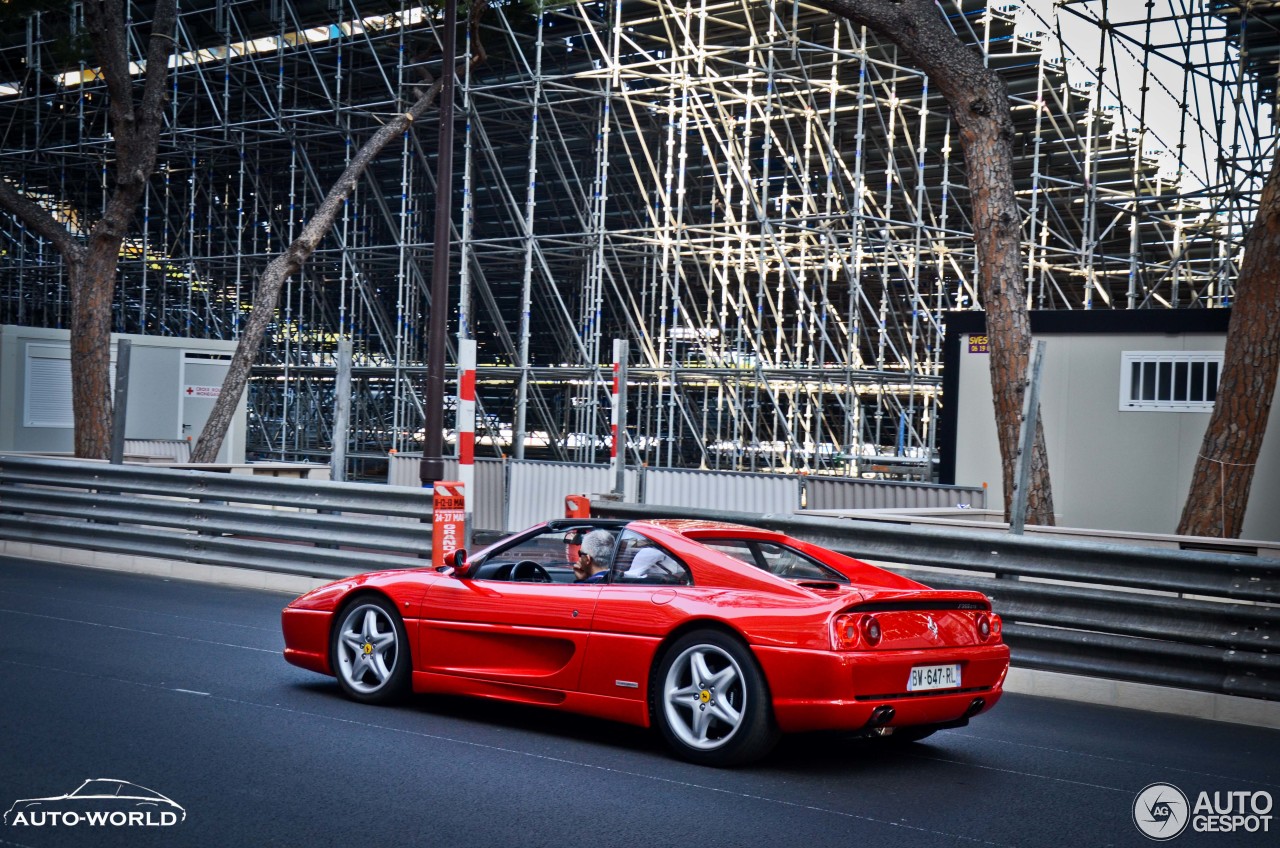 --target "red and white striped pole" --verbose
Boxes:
[457,338,477,548]
[611,339,628,497]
